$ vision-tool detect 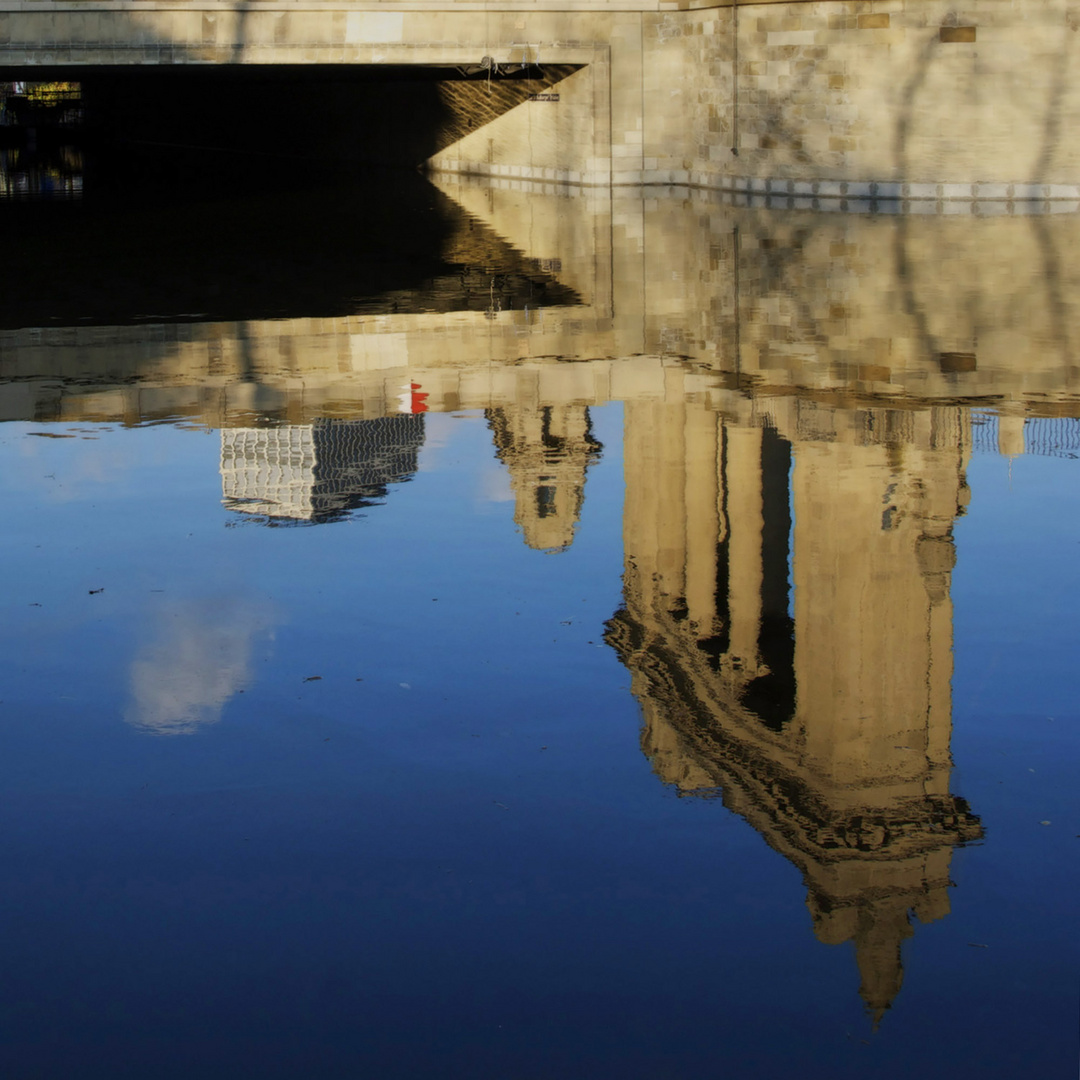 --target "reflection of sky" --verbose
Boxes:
[14,423,186,501]
[127,596,275,735]
[0,151,1072,1078]
[0,396,1076,1077]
